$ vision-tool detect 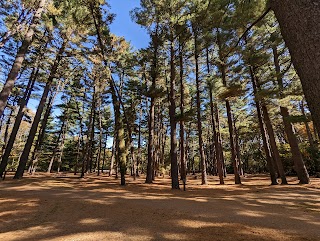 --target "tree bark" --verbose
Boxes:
[270,0,320,139]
